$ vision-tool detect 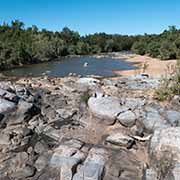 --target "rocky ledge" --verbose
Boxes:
[0,74,180,180]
